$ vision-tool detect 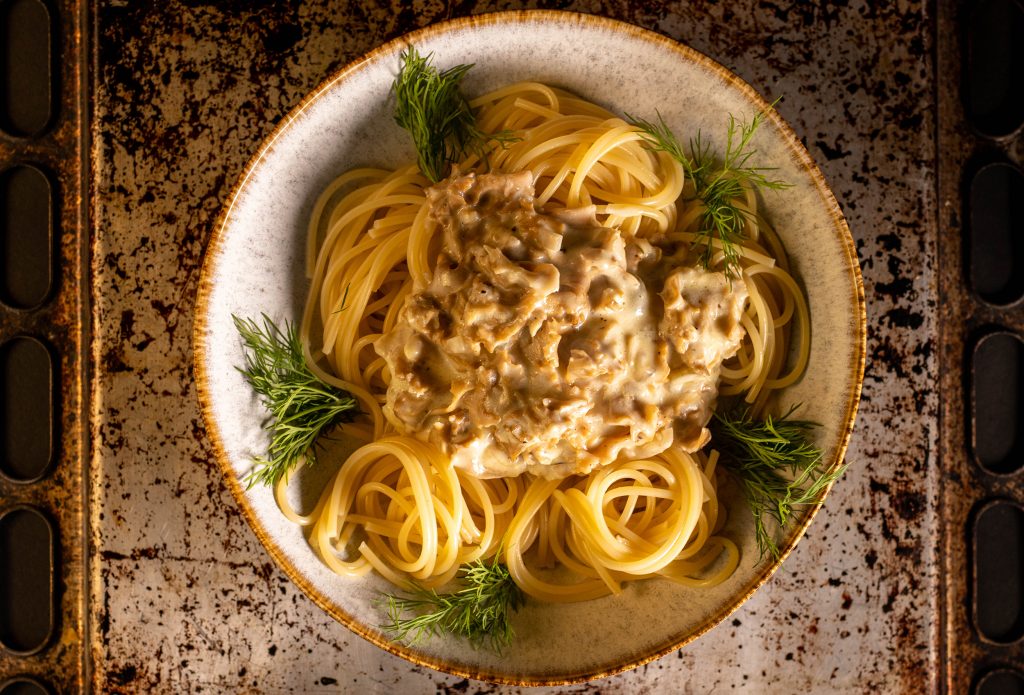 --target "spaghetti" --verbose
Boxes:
[276,82,808,601]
